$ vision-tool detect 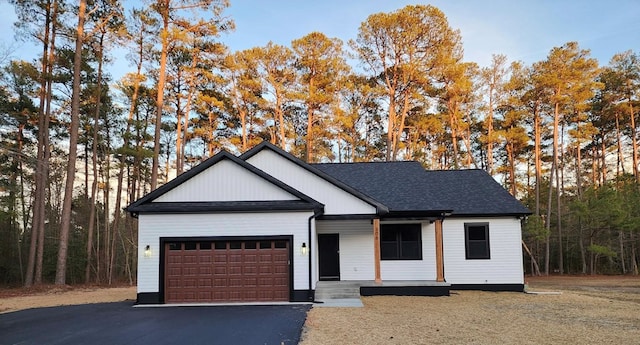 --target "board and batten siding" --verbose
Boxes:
[246,150,377,215]
[154,159,296,202]
[137,211,313,294]
[316,220,437,281]
[442,217,524,284]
